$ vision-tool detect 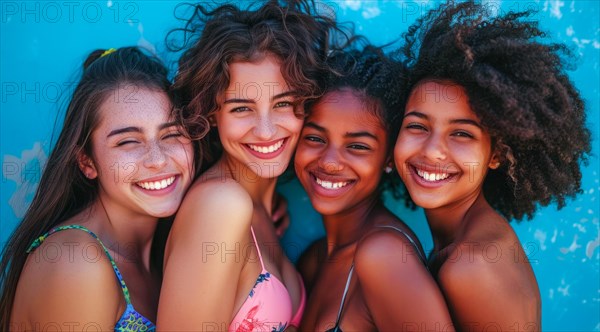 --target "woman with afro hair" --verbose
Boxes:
[394,1,591,330]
